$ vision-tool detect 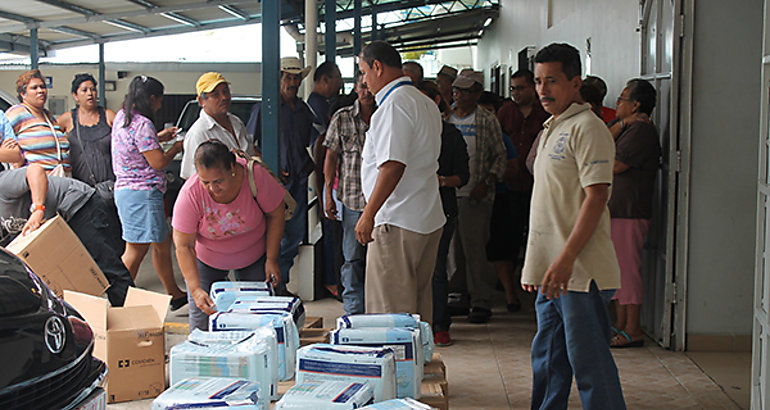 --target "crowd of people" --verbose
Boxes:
[0,38,662,409]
